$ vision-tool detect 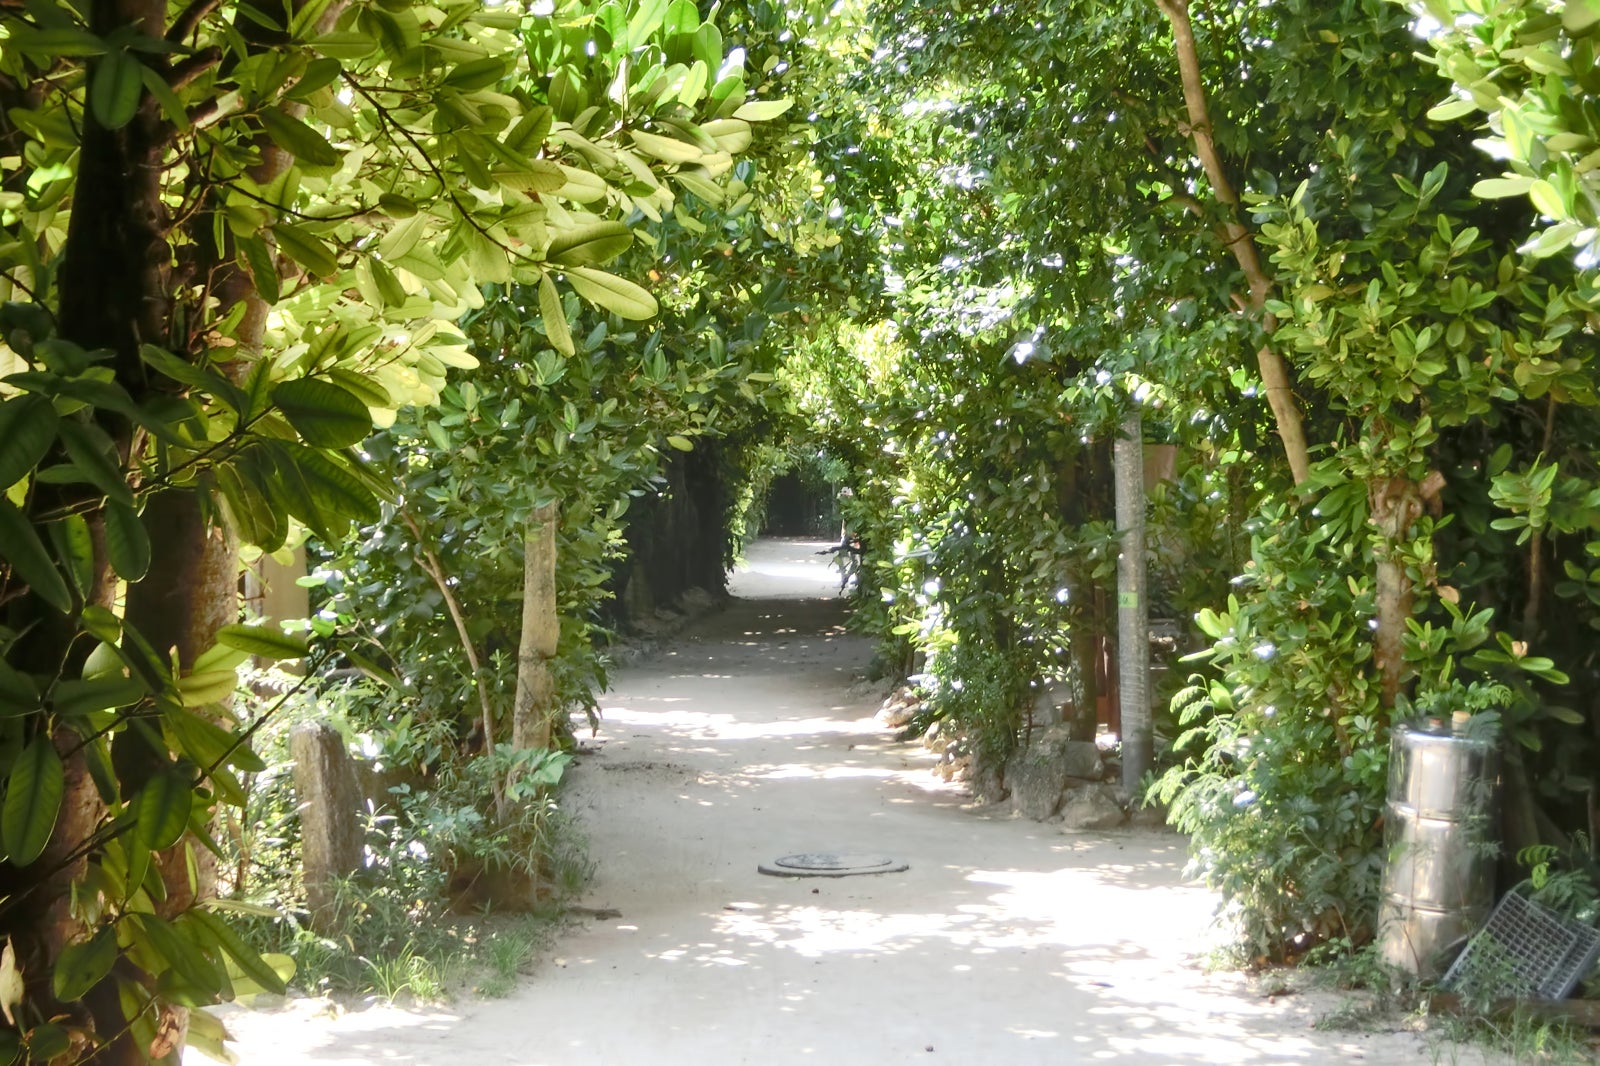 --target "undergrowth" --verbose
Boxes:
[1302,939,1599,1065]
